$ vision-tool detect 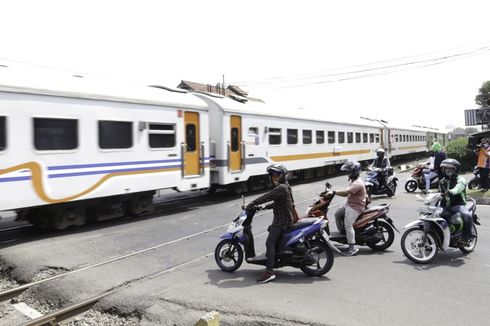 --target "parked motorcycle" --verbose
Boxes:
[404,163,439,193]
[214,197,335,276]
[467,165,481,190]
[400,187,479,264]
[303,182,399,251]
[364,165,398,198]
